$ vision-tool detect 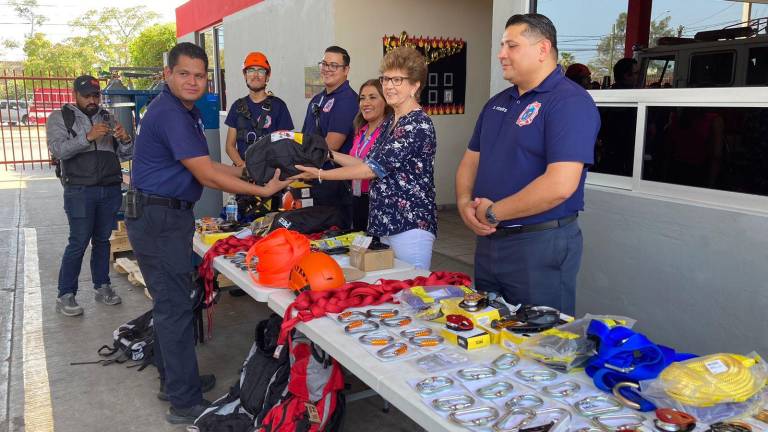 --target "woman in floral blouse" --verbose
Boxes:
[294,46,437,269]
